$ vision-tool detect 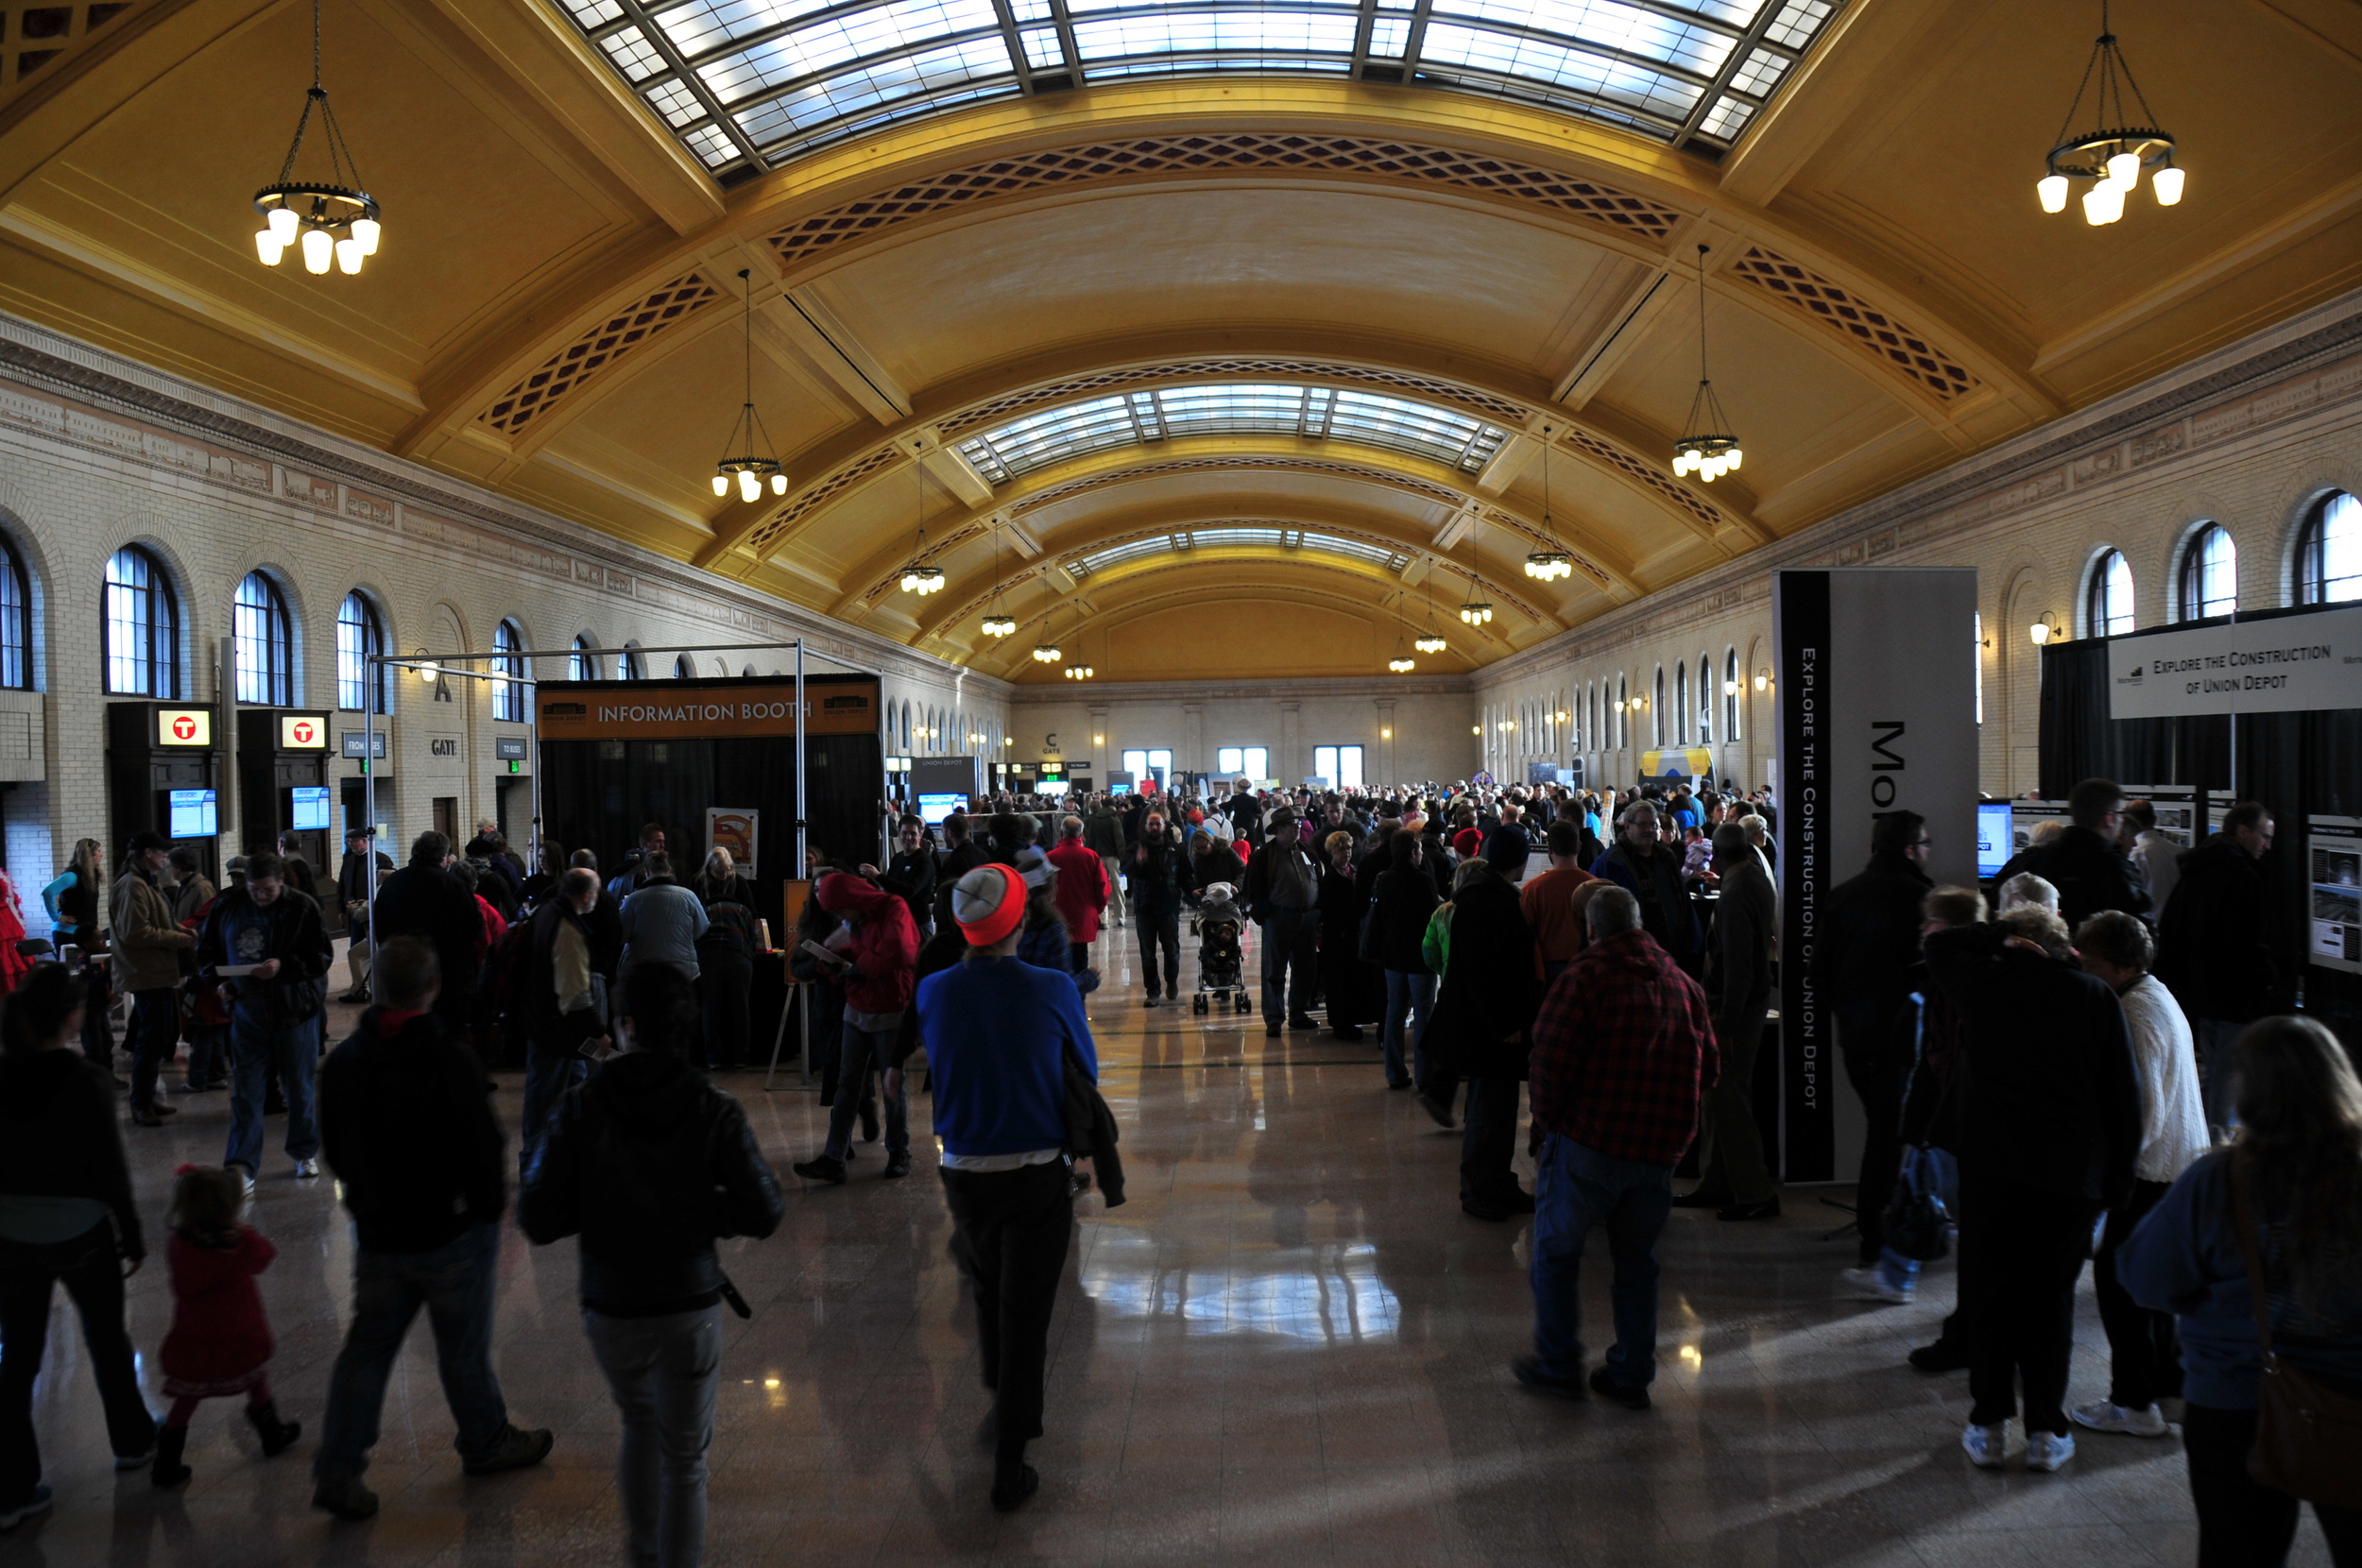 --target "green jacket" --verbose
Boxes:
[1422,901,1455,979]
[1083,808,1124,857]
